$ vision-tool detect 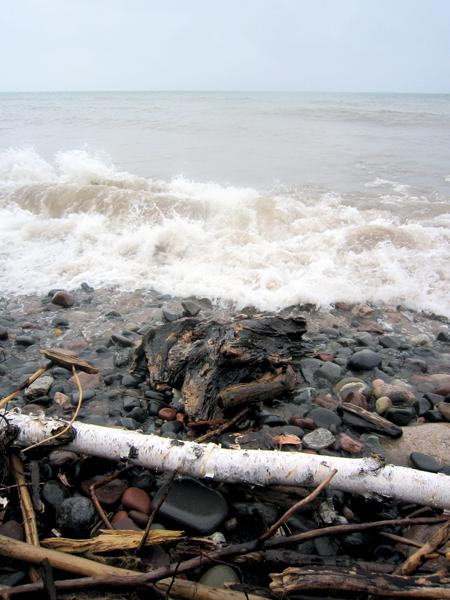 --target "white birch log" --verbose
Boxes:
[3,411,450,510]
